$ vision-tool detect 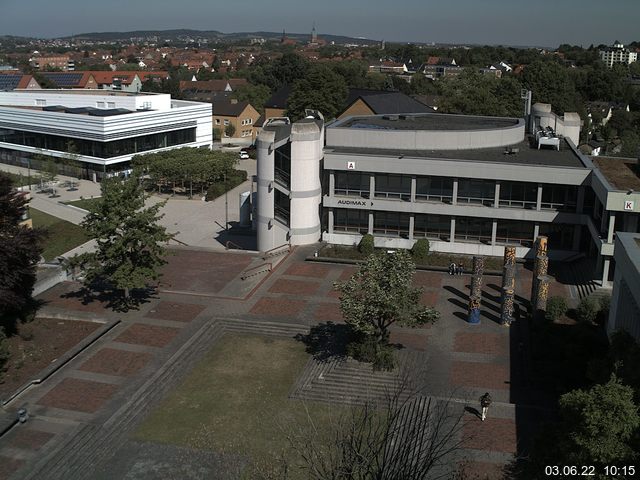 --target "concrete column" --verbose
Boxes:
[572,224,582,251]
[533,223,540,242]
[494,181,500,208]
[601,210,608,235]
[329,171,335,197]
[536,184,543,211]
[576,186,585,214]
[607,213,616,243]
[409,215,415,240]
[328,209,334,234]
[491,220,497,245]
[602,258,611,286]
[452,178,458,205]
[368,212,374,234]
[450,218,456,243]
[369,174,375,199]
[410,176,416,203]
